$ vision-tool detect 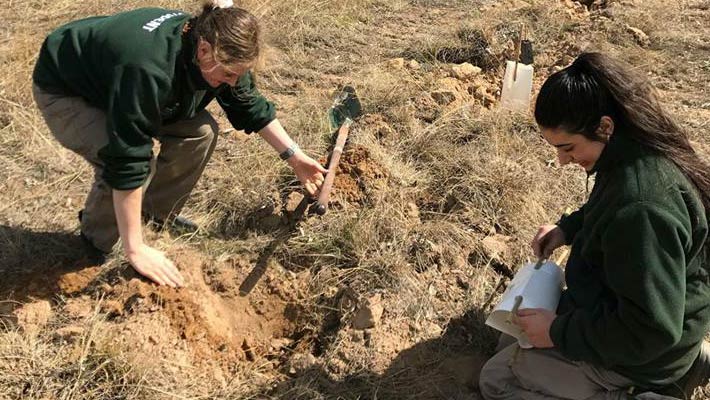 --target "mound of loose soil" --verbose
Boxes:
[327,144,389,206]
[5,249,306,379]
[357,114,399,144]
